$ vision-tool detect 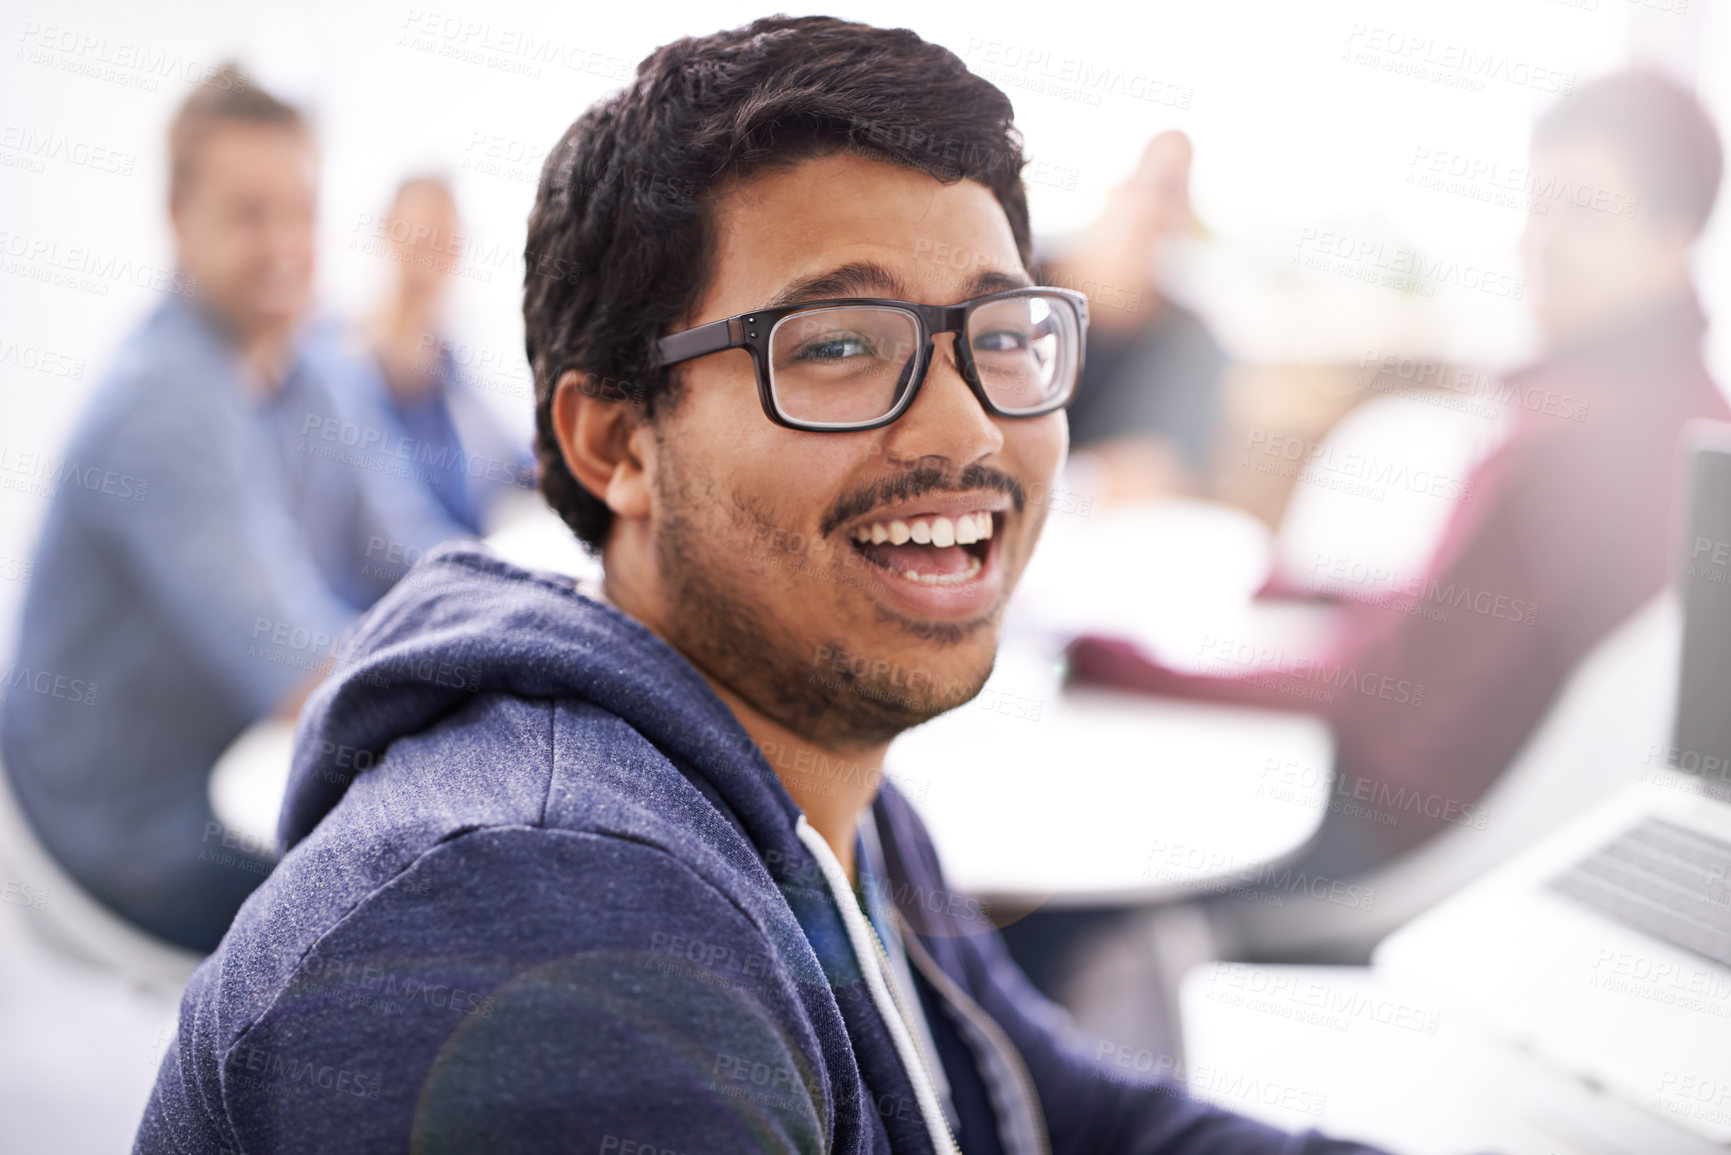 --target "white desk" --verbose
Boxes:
[1178,962,1718,1155]
[885,674,1332,908]
[212,497,1336,905]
